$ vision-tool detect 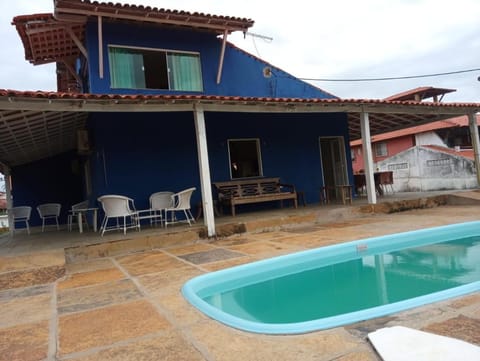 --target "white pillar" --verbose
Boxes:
[3,167,14,235]
[360,111,377,204]
[468,113,480,187]
[193,104,216,237]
